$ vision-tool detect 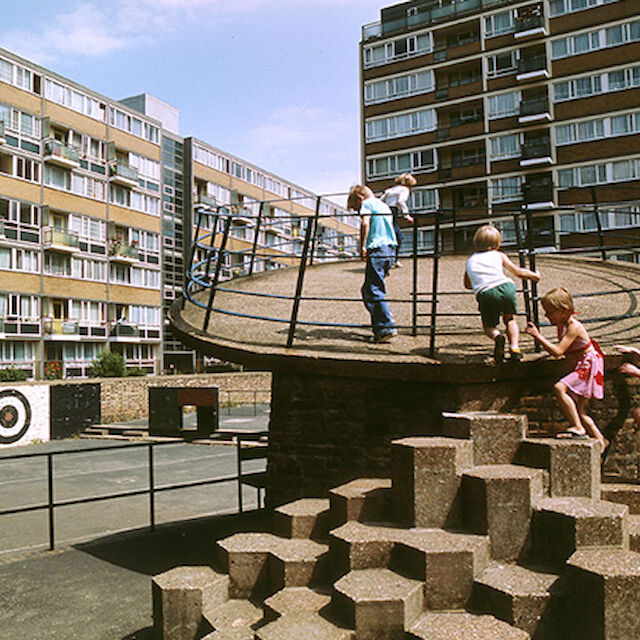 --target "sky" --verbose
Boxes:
[0,0,383,201]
